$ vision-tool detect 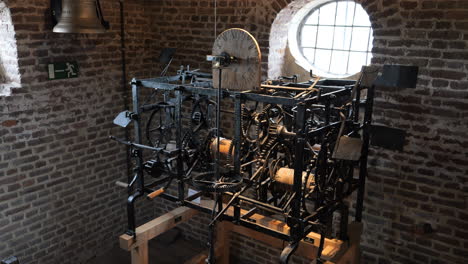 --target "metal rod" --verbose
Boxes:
[301,47,371,53]
[132,82,145,191]
[234,95,241,172]
[126,191,143,236]
[119,0,132,194]
[345,3,357,74]
[175,89,185,202]
[225,193,284,214]
[313,8,320,64]
[209,168,264,226]
[304,24,370,28]
[110,136,165,152]
[261,84,314,91]
[215,68,222,181]
[355,84,374,222]
[291,103,307,241]
[327,2,339,72]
